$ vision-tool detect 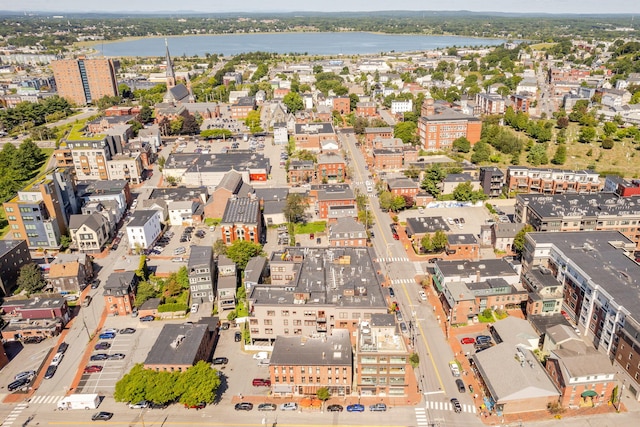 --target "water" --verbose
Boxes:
[97,32,505,57]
